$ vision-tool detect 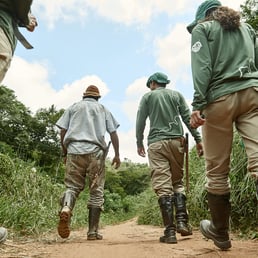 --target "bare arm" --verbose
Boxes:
[110,131,121,169]
[60,128,67,156]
